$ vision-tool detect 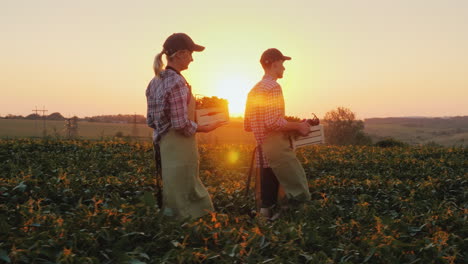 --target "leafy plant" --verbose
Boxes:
[0,139,466,263]
[195,96,228,109]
